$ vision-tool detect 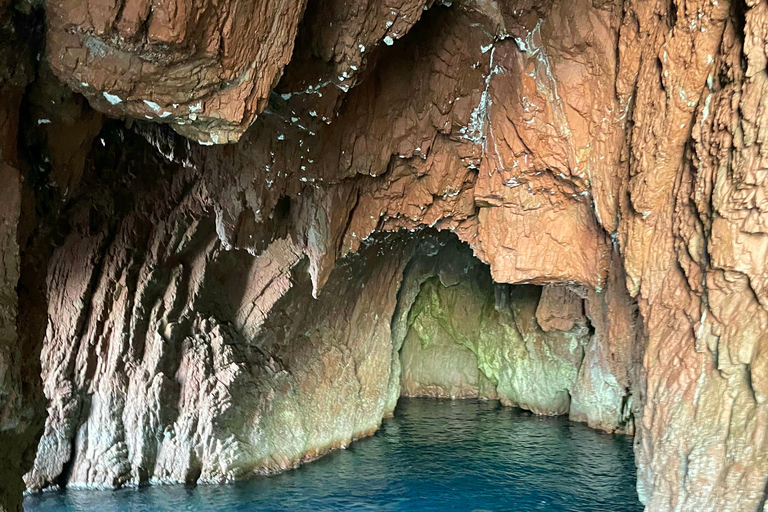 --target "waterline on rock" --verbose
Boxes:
[24,398,642,512]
